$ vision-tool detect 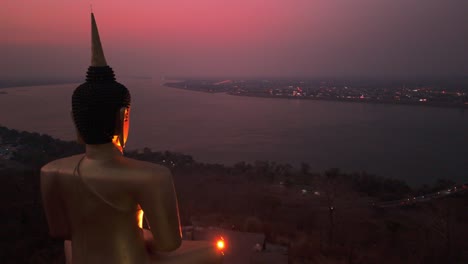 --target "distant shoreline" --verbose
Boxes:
[0,76,154,90]
[165,82,468,109]
[227,92,468,109]
[0,79,82,89]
